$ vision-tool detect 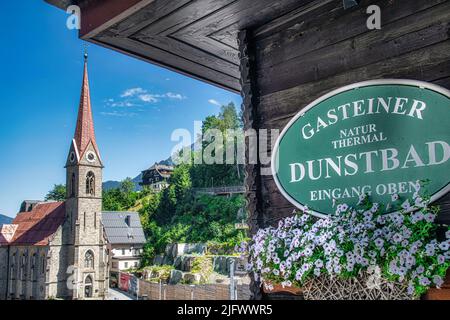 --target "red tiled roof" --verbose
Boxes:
[9,202,66,246]
[74,57,100,159]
